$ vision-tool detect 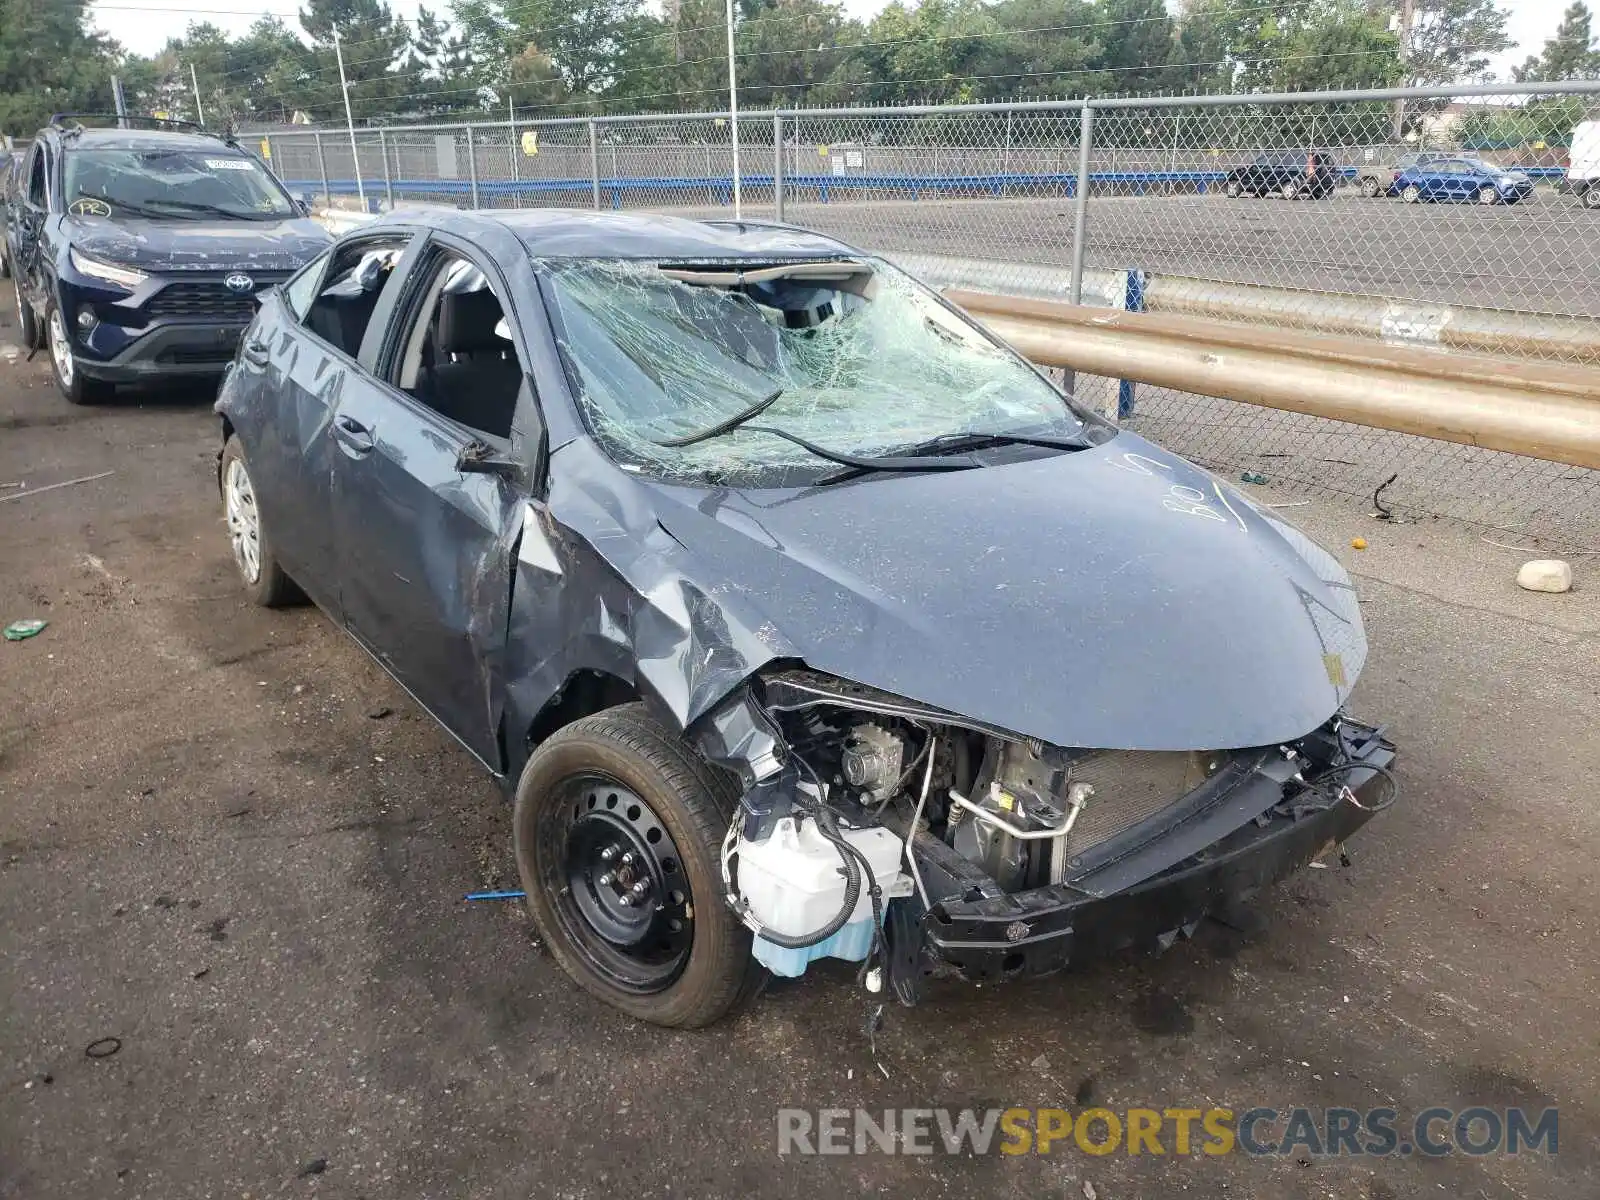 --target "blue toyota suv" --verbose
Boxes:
[4,116,331,404]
